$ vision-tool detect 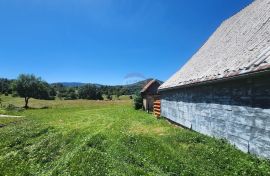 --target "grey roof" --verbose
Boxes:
[159,0,270,91]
